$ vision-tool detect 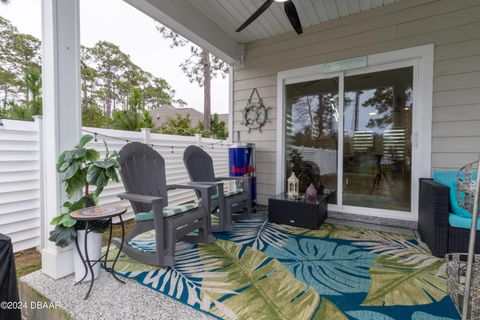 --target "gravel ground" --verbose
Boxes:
[21,270,215,320]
